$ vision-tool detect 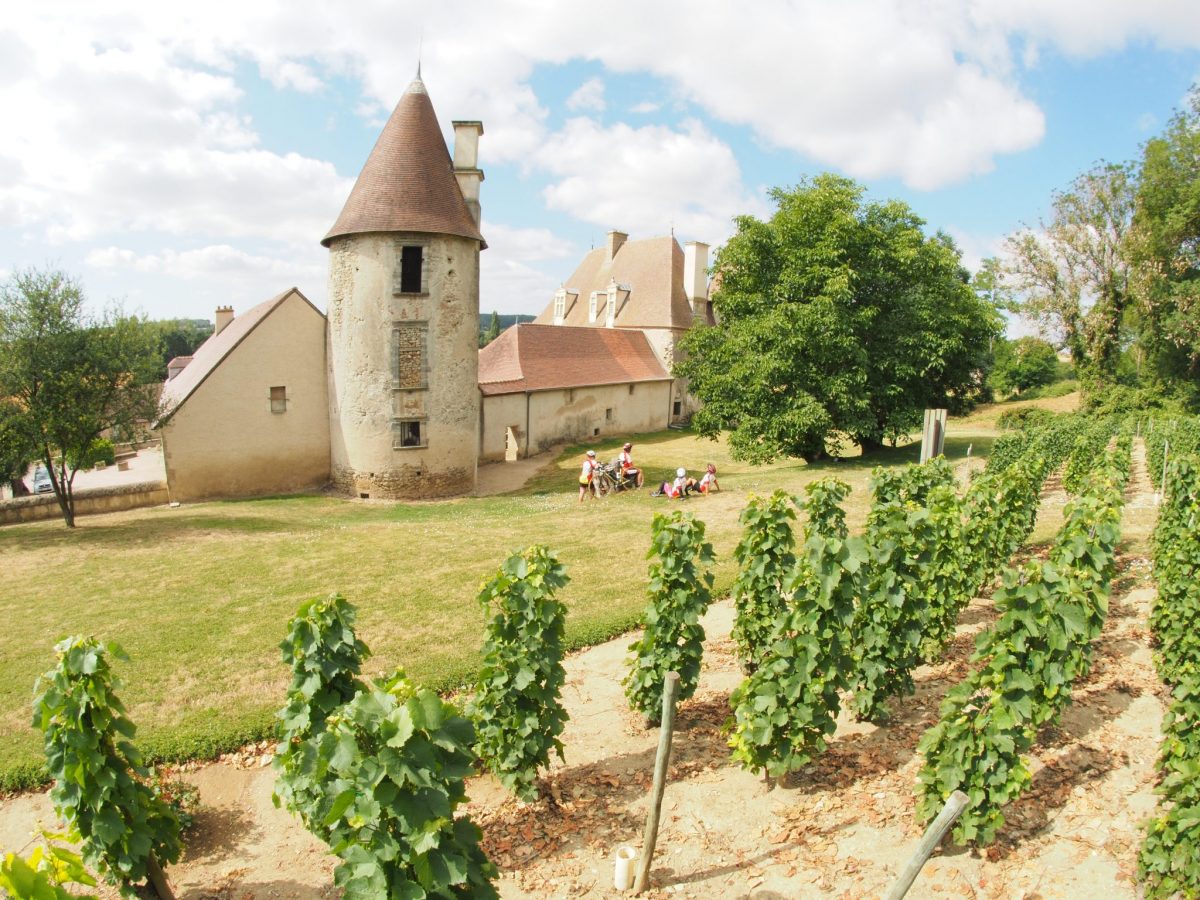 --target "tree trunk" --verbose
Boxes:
[7,477,30,497]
